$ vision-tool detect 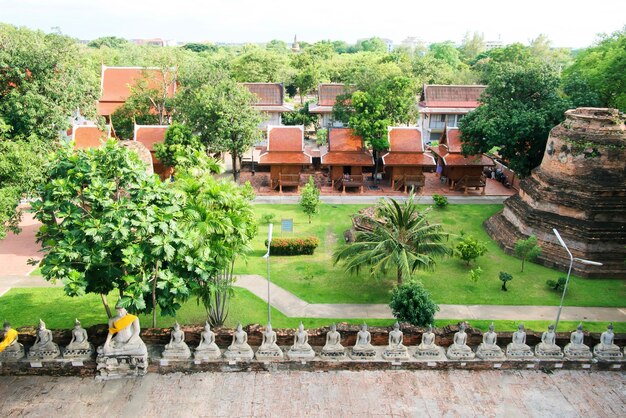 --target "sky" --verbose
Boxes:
[1,0,625,48]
